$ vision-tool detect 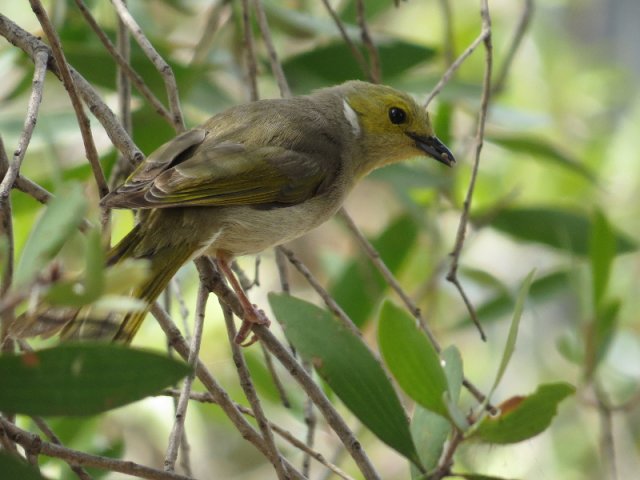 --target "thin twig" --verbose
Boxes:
[164,285,208,472]
[424,26,490,107]
[73,0,174,130]
[29,0,109,199]
[149,302,306,480]
[255,325,382,480]
[355,0,381,83]
[446,0,493,342]
[0,138,14,300]
[32,416,93,480]
[320,0,370,80]
[0,14,143,170]
[221,302,290,479]
[190,0,232,66]
[492,0,534,94]
[338,208,440,346]
[250,0,291,98]
[595,385,618,480]
[0,417,193,480]
[161,389,356,480]
[110,0,186,131]
[277,246,361,338]
[0,48,47,202]
[241,0,259,101]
